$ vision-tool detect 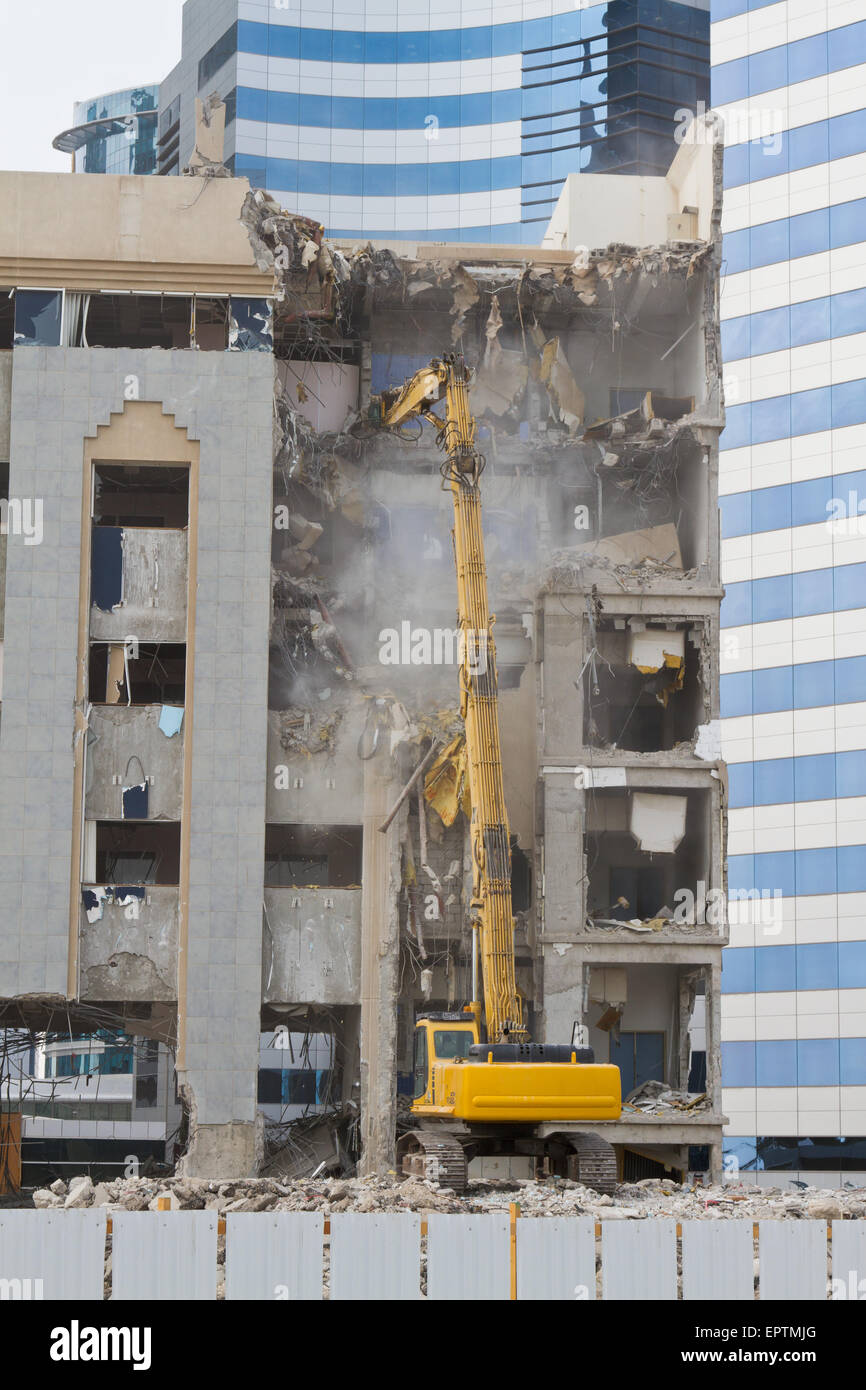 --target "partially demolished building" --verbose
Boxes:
[0,127,726,1181]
